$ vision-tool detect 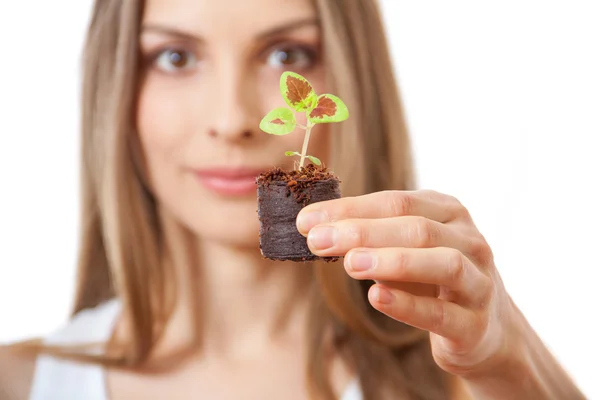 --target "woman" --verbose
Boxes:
[0,0,585,399]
